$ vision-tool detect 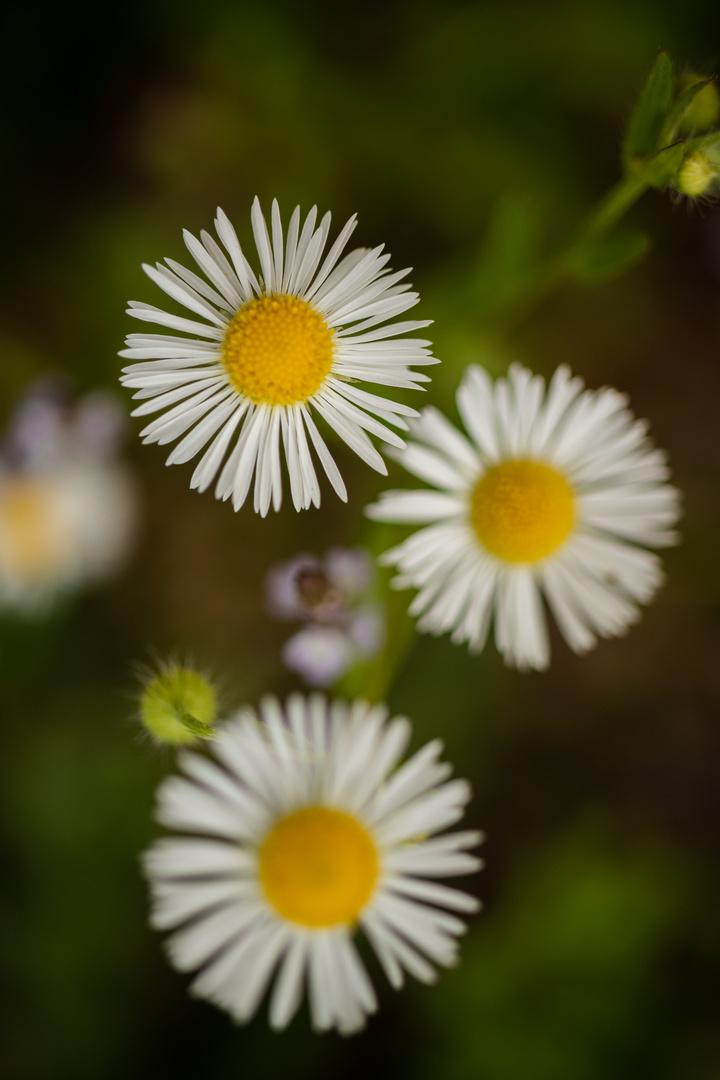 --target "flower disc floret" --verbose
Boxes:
[471,460,574,563]
[260,807,378,927]
[223,294,335,406]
